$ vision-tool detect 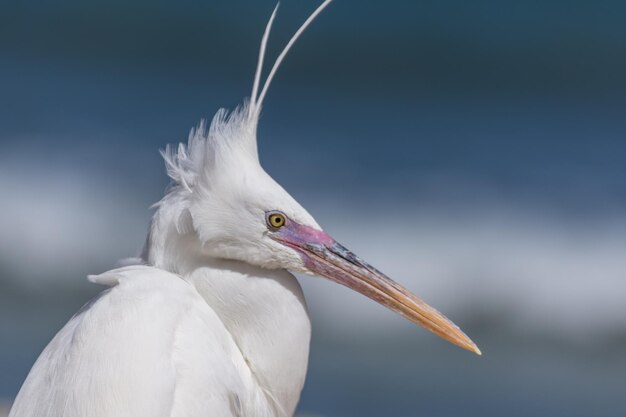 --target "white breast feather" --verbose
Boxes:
[9,266,274,417]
